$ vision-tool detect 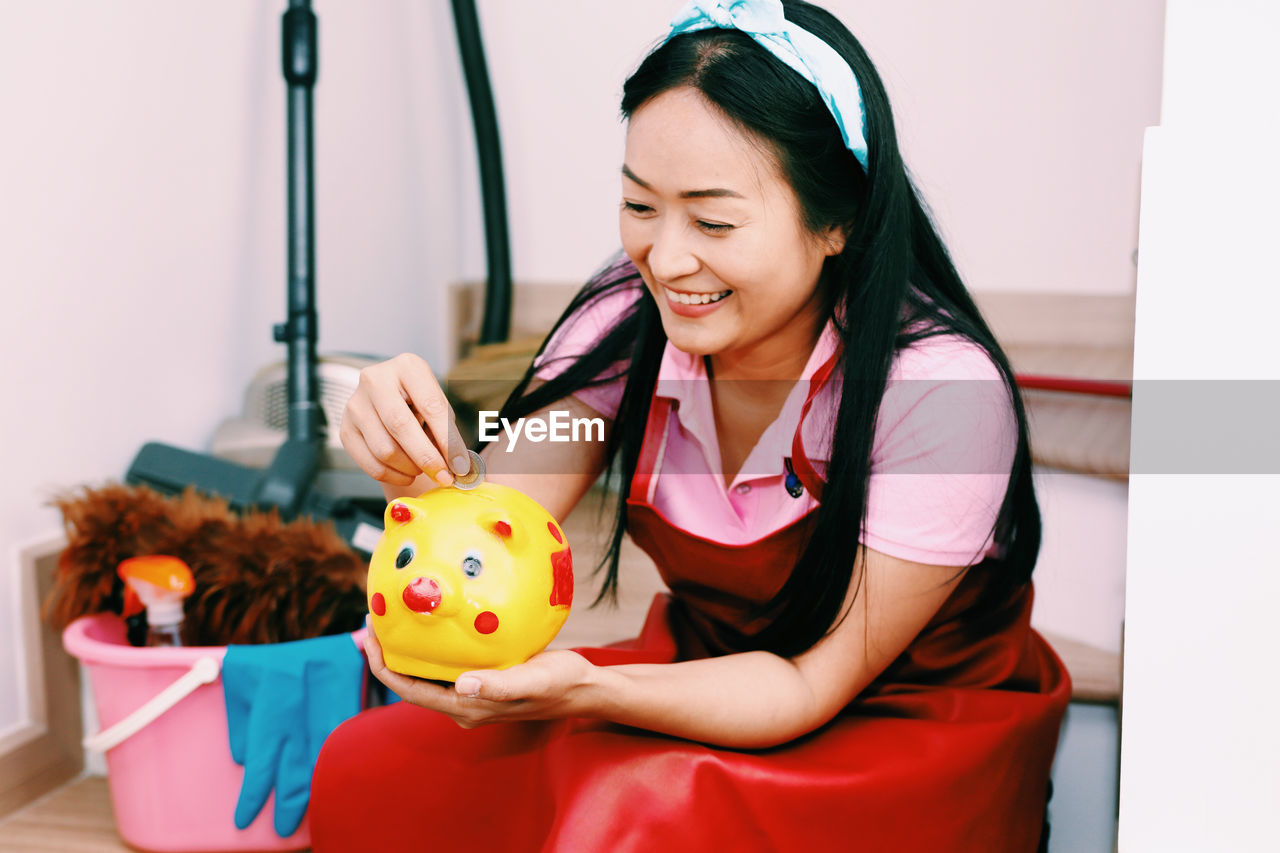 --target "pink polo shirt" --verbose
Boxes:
[534,282,1017,567]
